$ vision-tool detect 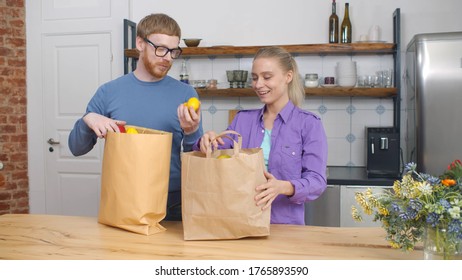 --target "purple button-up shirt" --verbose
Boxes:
[194,101,328,225]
